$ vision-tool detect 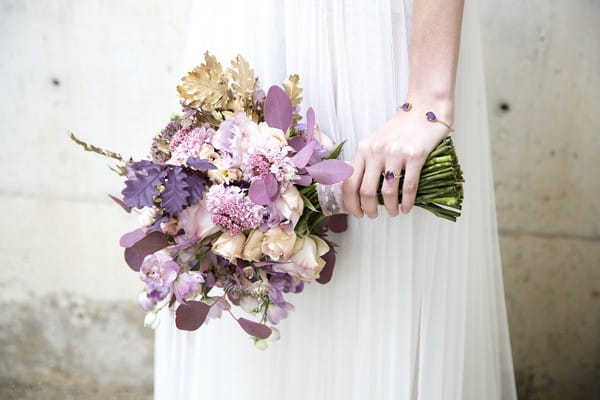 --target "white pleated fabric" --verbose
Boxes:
[154,1,517,399]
